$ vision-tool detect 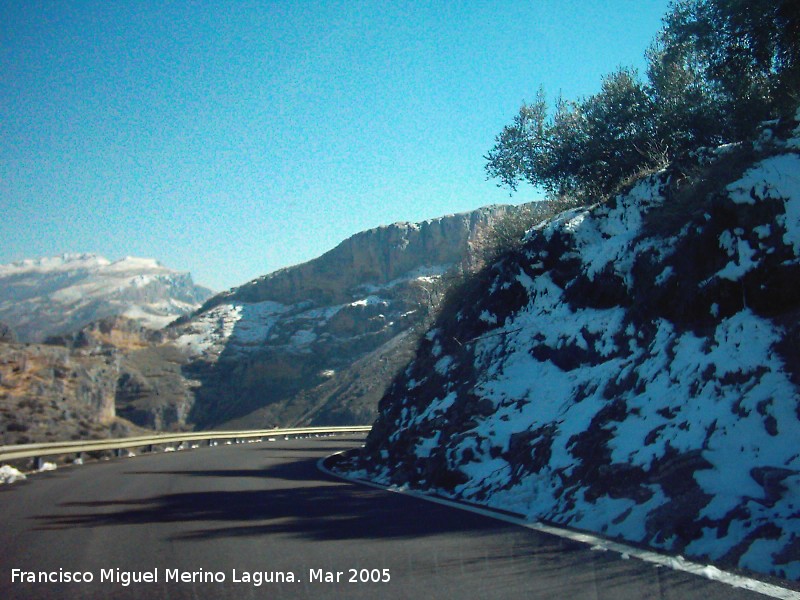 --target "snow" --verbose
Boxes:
[232,302,291,344]
[434,355,454,375]
[0,253,111,276]
[356,264,452,294]
[479,310,497,324]
[131,274,156,288]
[465,301,798,575]
[415,431,441,458]
[415,392,458,423]
[726,154,800,255]
[0,253,209,340]
[350,295,387,307]
[102,256,167,273]
[174,298,345,357]
[175,303,244,356]
[176,266,429,359]
[727,154,800,205]
[534,174,668,289]
[781,197,800,258]
[716,235,758,281]
[121,306,181,330]
[654,265,674,285]
[0,465,26,484]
